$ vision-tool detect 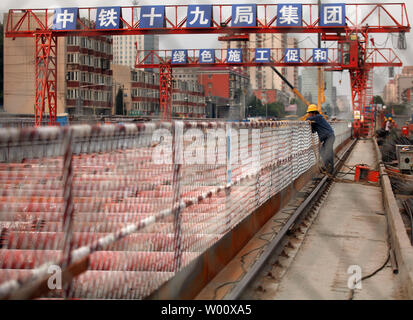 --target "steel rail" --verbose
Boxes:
[226,138,358,300]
